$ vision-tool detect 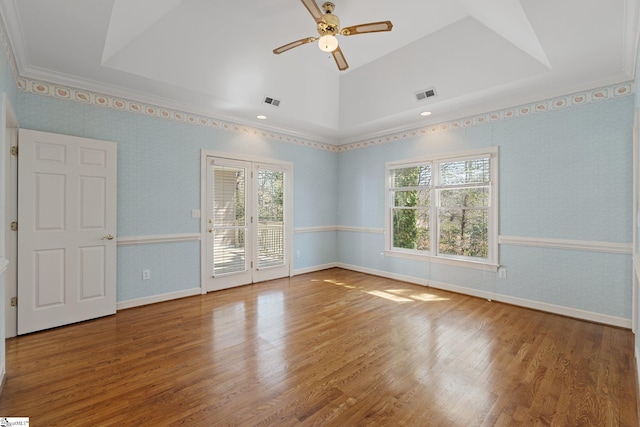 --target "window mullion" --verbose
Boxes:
[431,162,439,257]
